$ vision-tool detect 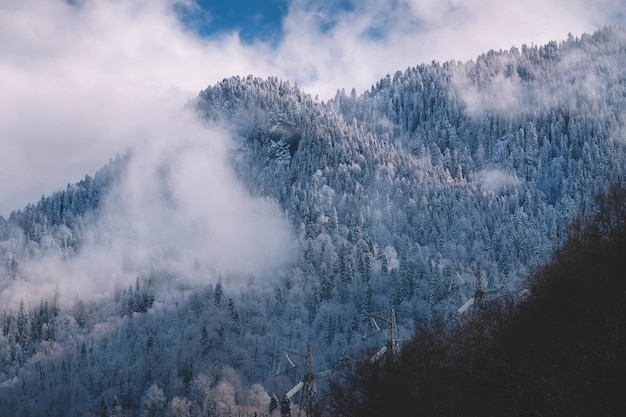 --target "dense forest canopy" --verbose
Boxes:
[0,26,625,416]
